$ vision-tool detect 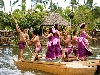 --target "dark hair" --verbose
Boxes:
[73,30,77,36]
[54,24,59,30]
[32,30,38,35]
[80,23,86,29]
[49,28,53,34]
[21,27,27,31]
